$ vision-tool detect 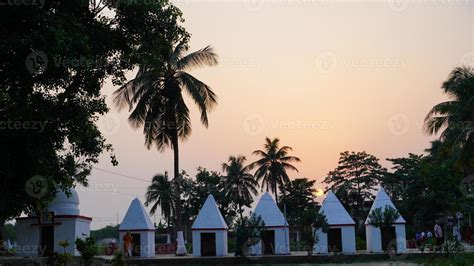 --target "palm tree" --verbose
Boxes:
[424,66,474,174]
[113,42,218,235]
[249,137,301,204]
[221,155,259,219]
[145,172,174,227]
